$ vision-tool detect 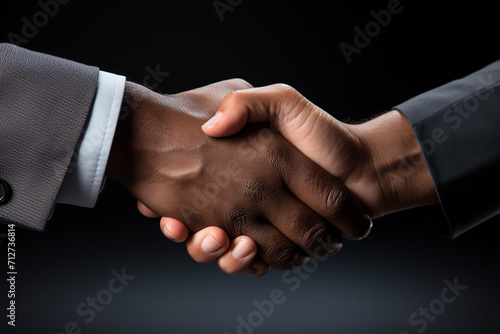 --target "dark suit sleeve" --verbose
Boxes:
[394,60,500,238]
[0,43,99,231]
